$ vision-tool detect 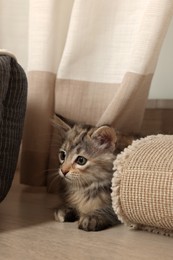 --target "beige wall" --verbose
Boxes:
[0,0,29,68]
[149,18,173,99]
